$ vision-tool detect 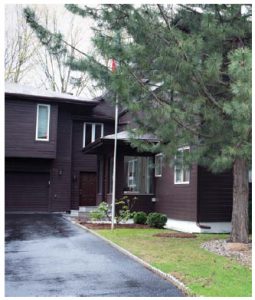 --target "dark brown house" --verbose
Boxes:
[5,83,250,233]
[5,83,115,214]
